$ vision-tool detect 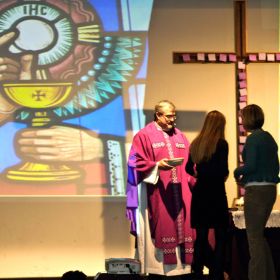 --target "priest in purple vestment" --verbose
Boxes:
[126,100,194,276]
